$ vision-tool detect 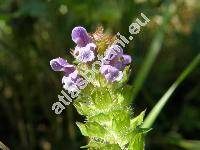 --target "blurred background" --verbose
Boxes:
[0,0,199,149]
